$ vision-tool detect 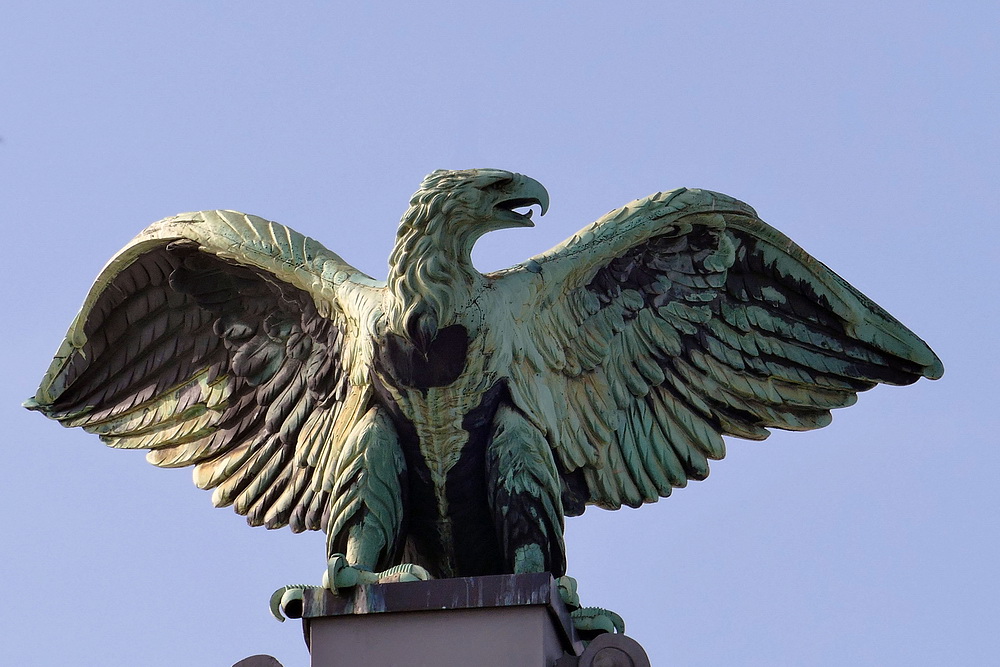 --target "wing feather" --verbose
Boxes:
[29,210,384,534]
[497,188,941,512]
